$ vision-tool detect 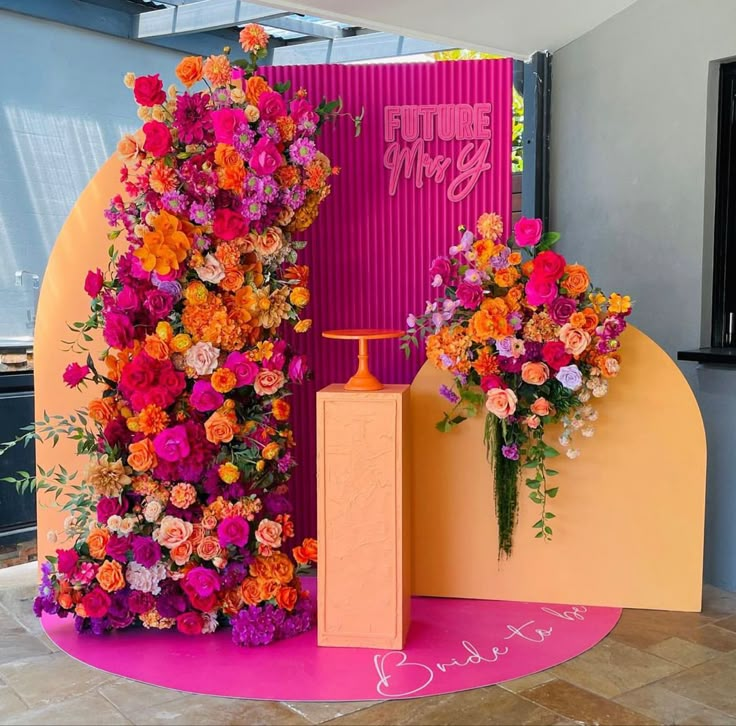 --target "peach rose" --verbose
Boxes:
[87,527,110,559]
[530,398,552,417]
[255,519,283,549]
[559,323,592,357]
[204,410,237,444]
[254,369,285,396]
[196,536,222,561]
[195,253,225,284]
[201,513,218,530]
[117,130,145,162]
[128,438,158,472]
[563,264,590,296]
[170,540,193,566]
[89,398,117,425]
[189,523,205,547]
[485,387,518,419]
[96,560,125,592]
[289,286,310,308]
[255,227,284,257]
[269,551,295,585]
[175,55,203,87]
[244,104,260,123]
[156,515,193,549]
[240,577,263,606]
[521,361,550,385]
[185,342,220,376]
[143,499,163,523]
[276,586,298,612]
[525,414,541,430]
